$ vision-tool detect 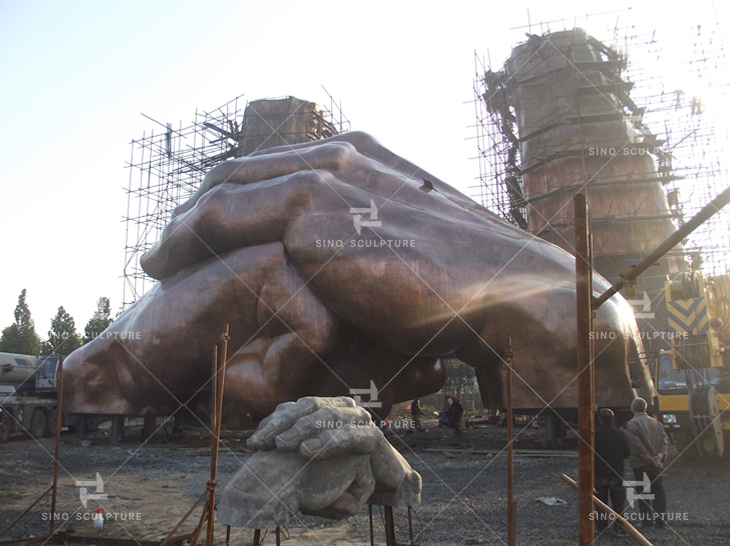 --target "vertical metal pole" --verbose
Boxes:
[384,506,396,546]
[205,345,218,546]
[369,504,374,546]
[50,358,63,534]
[589,231,595,441]
[211,345,218,434]
[505,338,516,546]
[217,325,230,436]
[276,526,281,546]
[253,529,262,546]
[575,194,595,546]
[207,325,230,546]
[407,506,414,545]
[225,525,231,546]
